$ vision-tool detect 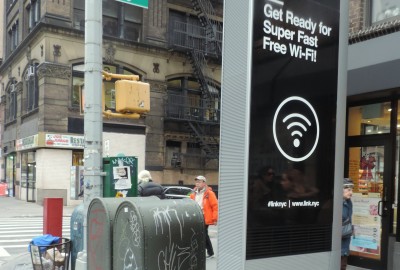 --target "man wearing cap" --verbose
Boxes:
[137,170,165,199]
[190,175,218,258]
[341,178,354,270]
